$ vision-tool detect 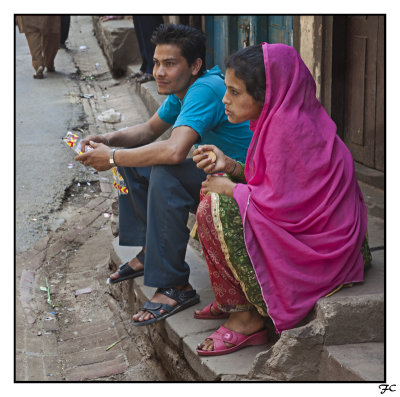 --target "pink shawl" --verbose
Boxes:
[233,43,367,333]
